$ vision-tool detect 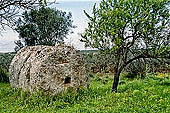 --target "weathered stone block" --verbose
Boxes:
[9,45,89,94]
